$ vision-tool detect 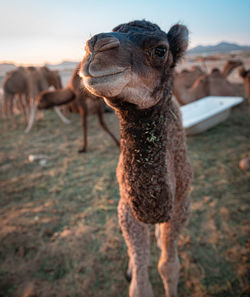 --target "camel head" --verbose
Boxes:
[41,67,63,89]
[37,90,55,109]
[221,59,243,77]
[80,20,188,109]
[210,68,221,76]
[227,59,243,69]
